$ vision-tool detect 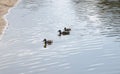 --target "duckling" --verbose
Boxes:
[64,27,71,31]
[58,30,70,36]
[43,39,53,45]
